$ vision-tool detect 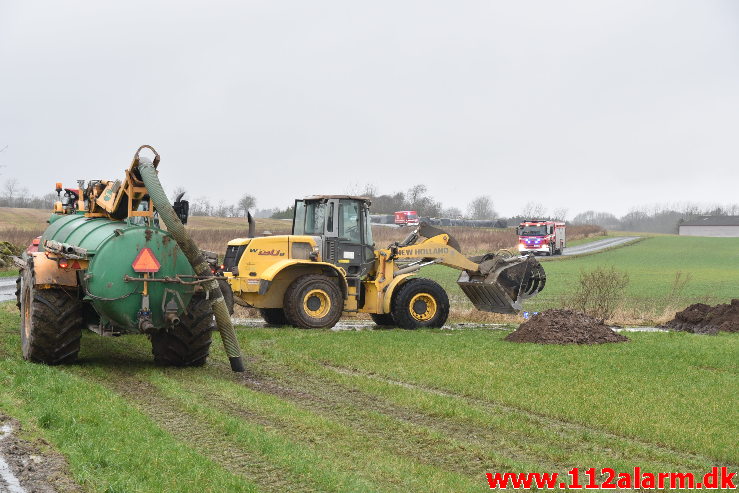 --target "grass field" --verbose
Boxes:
[424,235,739,324]
[0,302,736,492]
